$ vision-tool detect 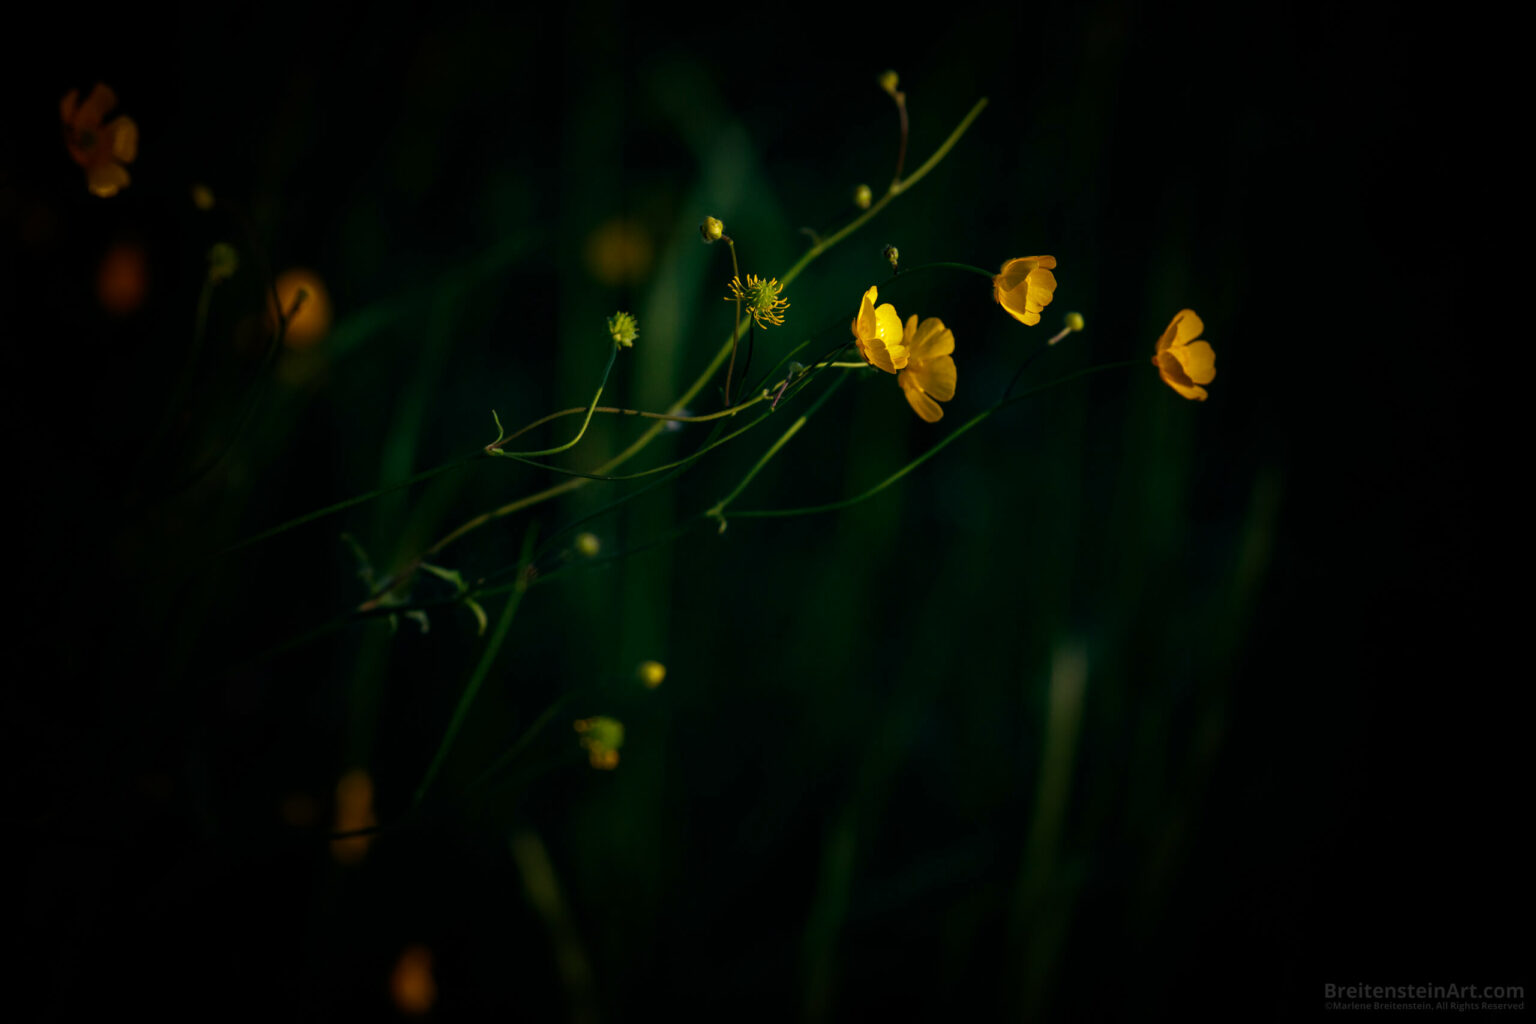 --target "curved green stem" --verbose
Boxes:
[419,97,988,559]
[493,345,620,458]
